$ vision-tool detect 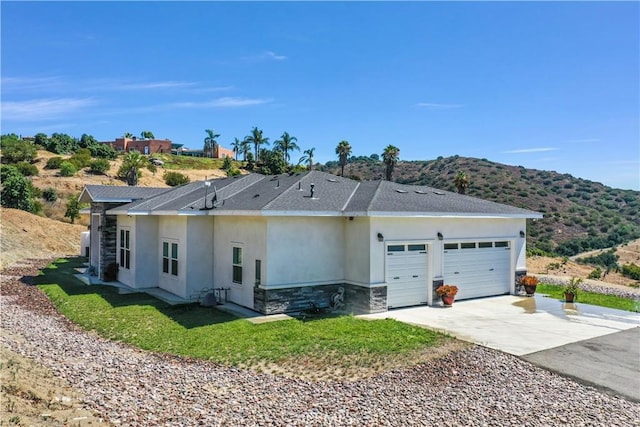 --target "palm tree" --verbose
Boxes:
[382,145,400,181]
[454,171,470,194]
[121,150,148,186]
[273,131,300,166]
[335,140,352,177]
[204,129,220,158]
[245,127,269,162]
[230,137,243,161]
[124,132,133,138]
[140,131,155,139]
[241,138,251,161]
[298,147,316,170]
